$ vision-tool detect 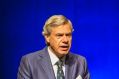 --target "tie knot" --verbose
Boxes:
[56,60,63,67]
